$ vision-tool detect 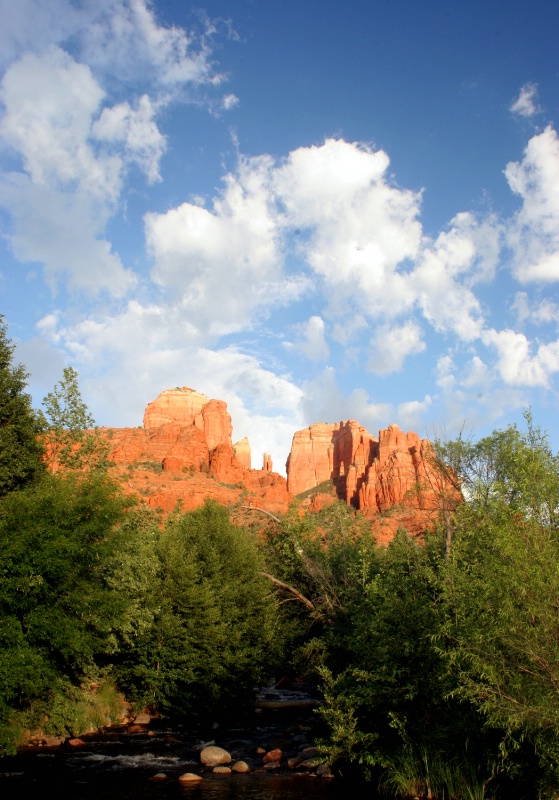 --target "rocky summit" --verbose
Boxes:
[102,387,453,540]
